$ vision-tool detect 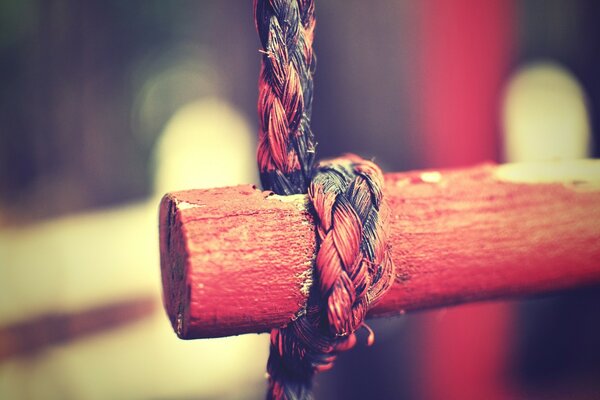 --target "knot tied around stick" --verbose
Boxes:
[266,155,394,399]
[157,1,600,399]
[254,0,394,397]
